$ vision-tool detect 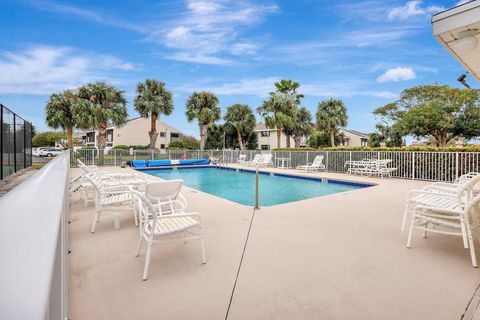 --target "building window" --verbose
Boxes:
[106,129,113,142]
[361,138,368,147]
[160,144,165,149]
[170,133,180,141]
[261,131,270,137]
[160,132,166,138]
[261,145,270,150]
[86,132,95,143]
